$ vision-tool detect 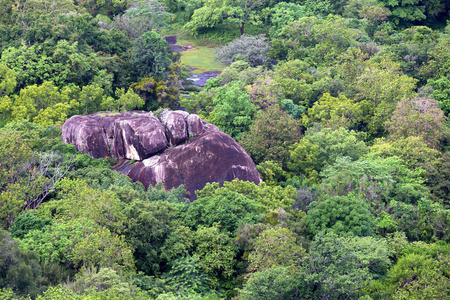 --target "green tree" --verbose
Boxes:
[421,38,450,81]
[428,76,450,116]
[101,88,145,112]
[304,232,390,299]
[377,252,450,299]
[163,255,211,295]
[270,16,361,67]
[210,81,256,139]
[305,195,374,237]
[0,63,16,97]
[0,132,33,228]
[385,97,448,148]
[214,35,271,67]
[121,198,179,275]
[114,0,173,39]
[290,127,368,174]
[12,82,66,121]
[238,266,308,300]
[423,152,450,205]
[370,136,440,171]
[192,225,237,286]
[196,179,297,215]
[8,210,51,239]
[354,58,417,137]
[1,41,102,89]
[20,218,135,273]
[39,179,126,232]
[240,105,302,167]
[287,138,320,182]
[302,93,364,130]
[0,230,41,298]
[378,0,426,26]
[185,0,269,35]
[130,63,184,110]
[263,2,305,38]
[131,31,173,79]
[184,189,264,234]
[247,227,304,272]
[68,267,140,296]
